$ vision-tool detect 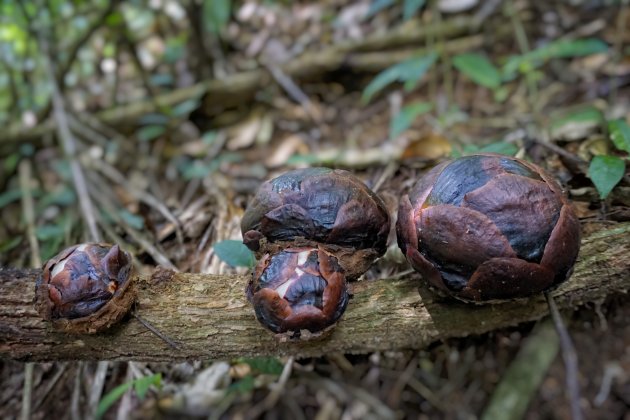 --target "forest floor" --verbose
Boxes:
[1,0,629,418]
